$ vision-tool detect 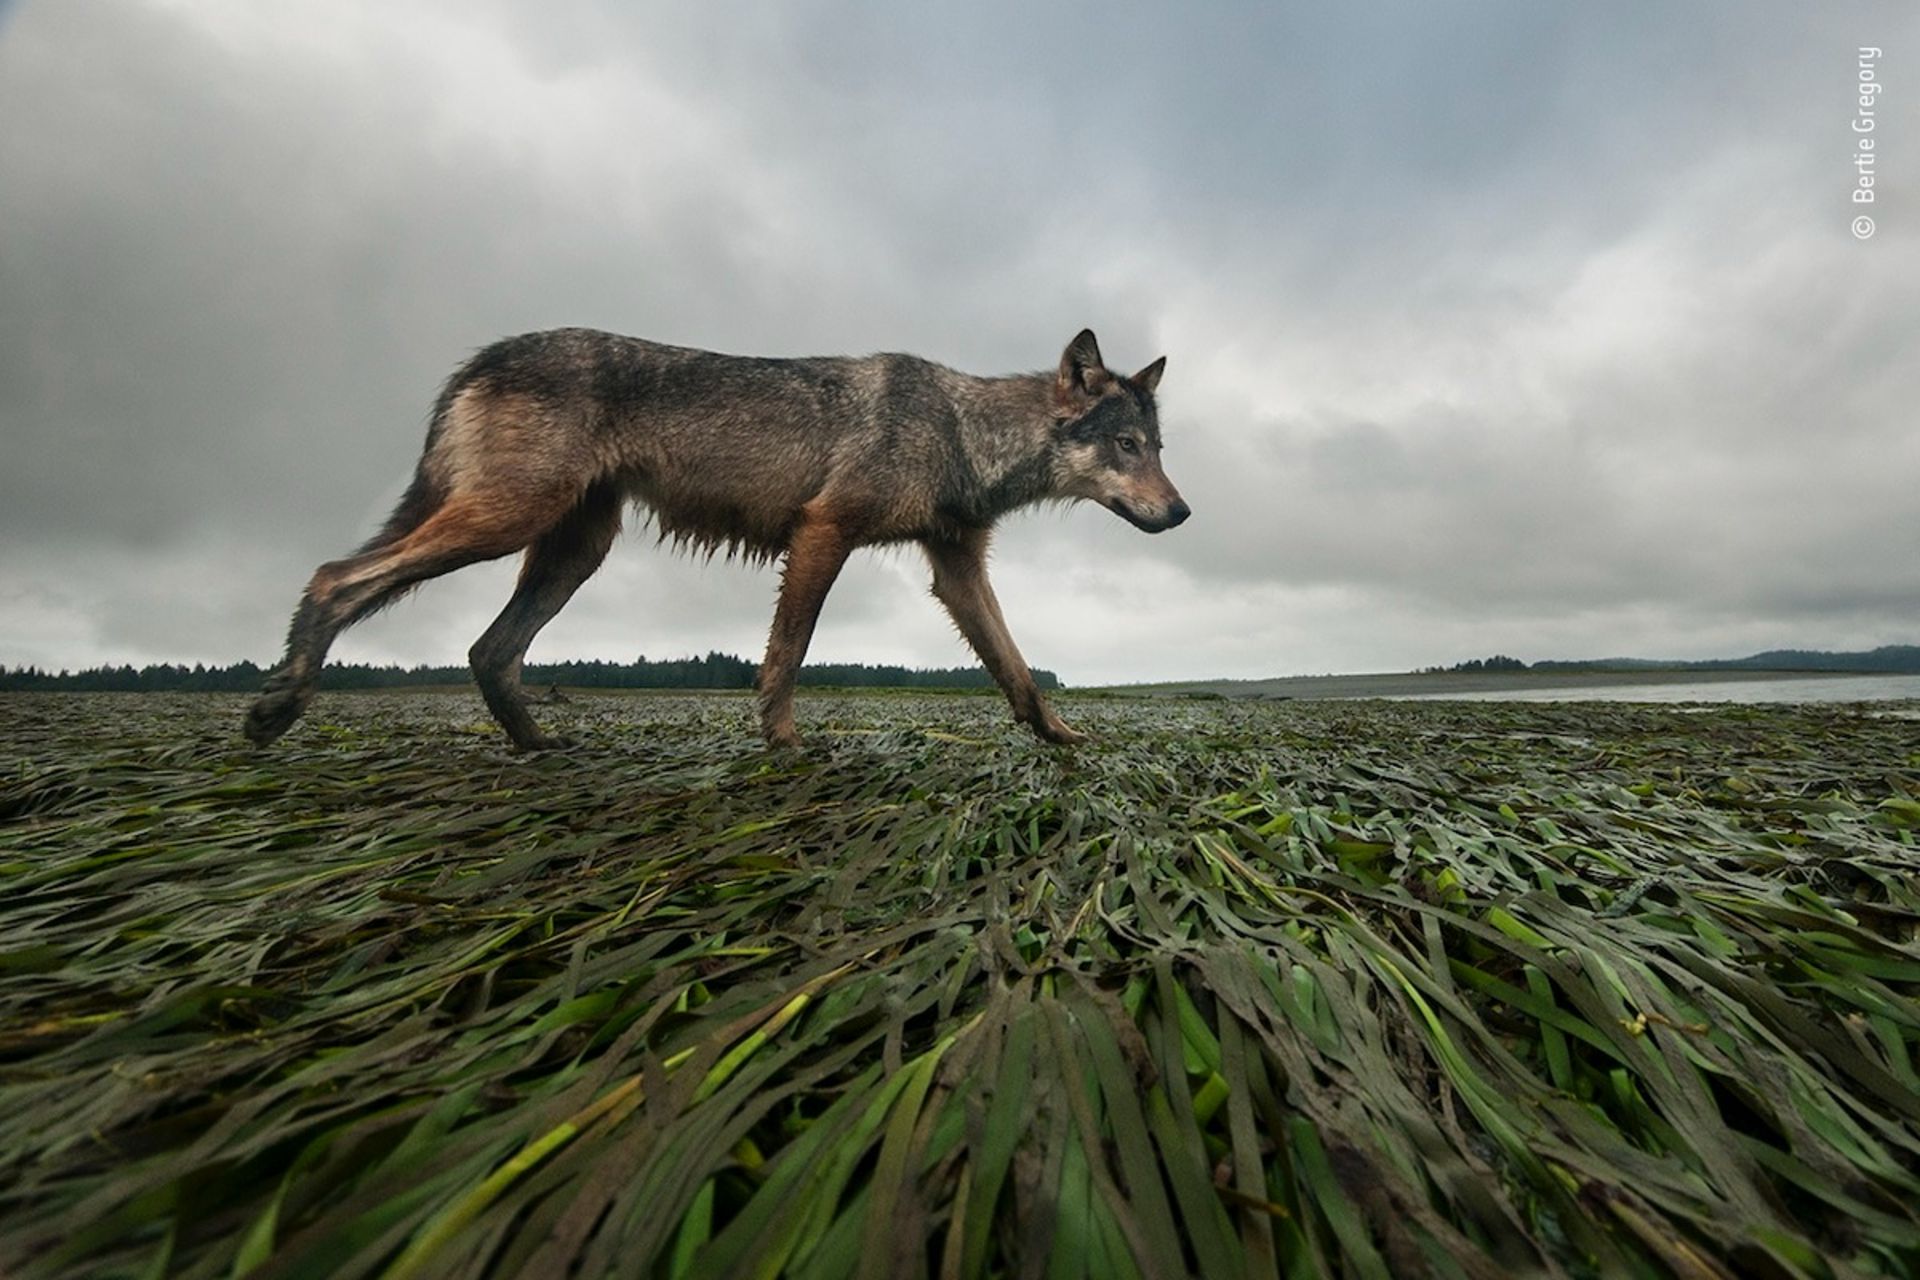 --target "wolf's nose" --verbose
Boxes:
[1166,500,1191,528]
